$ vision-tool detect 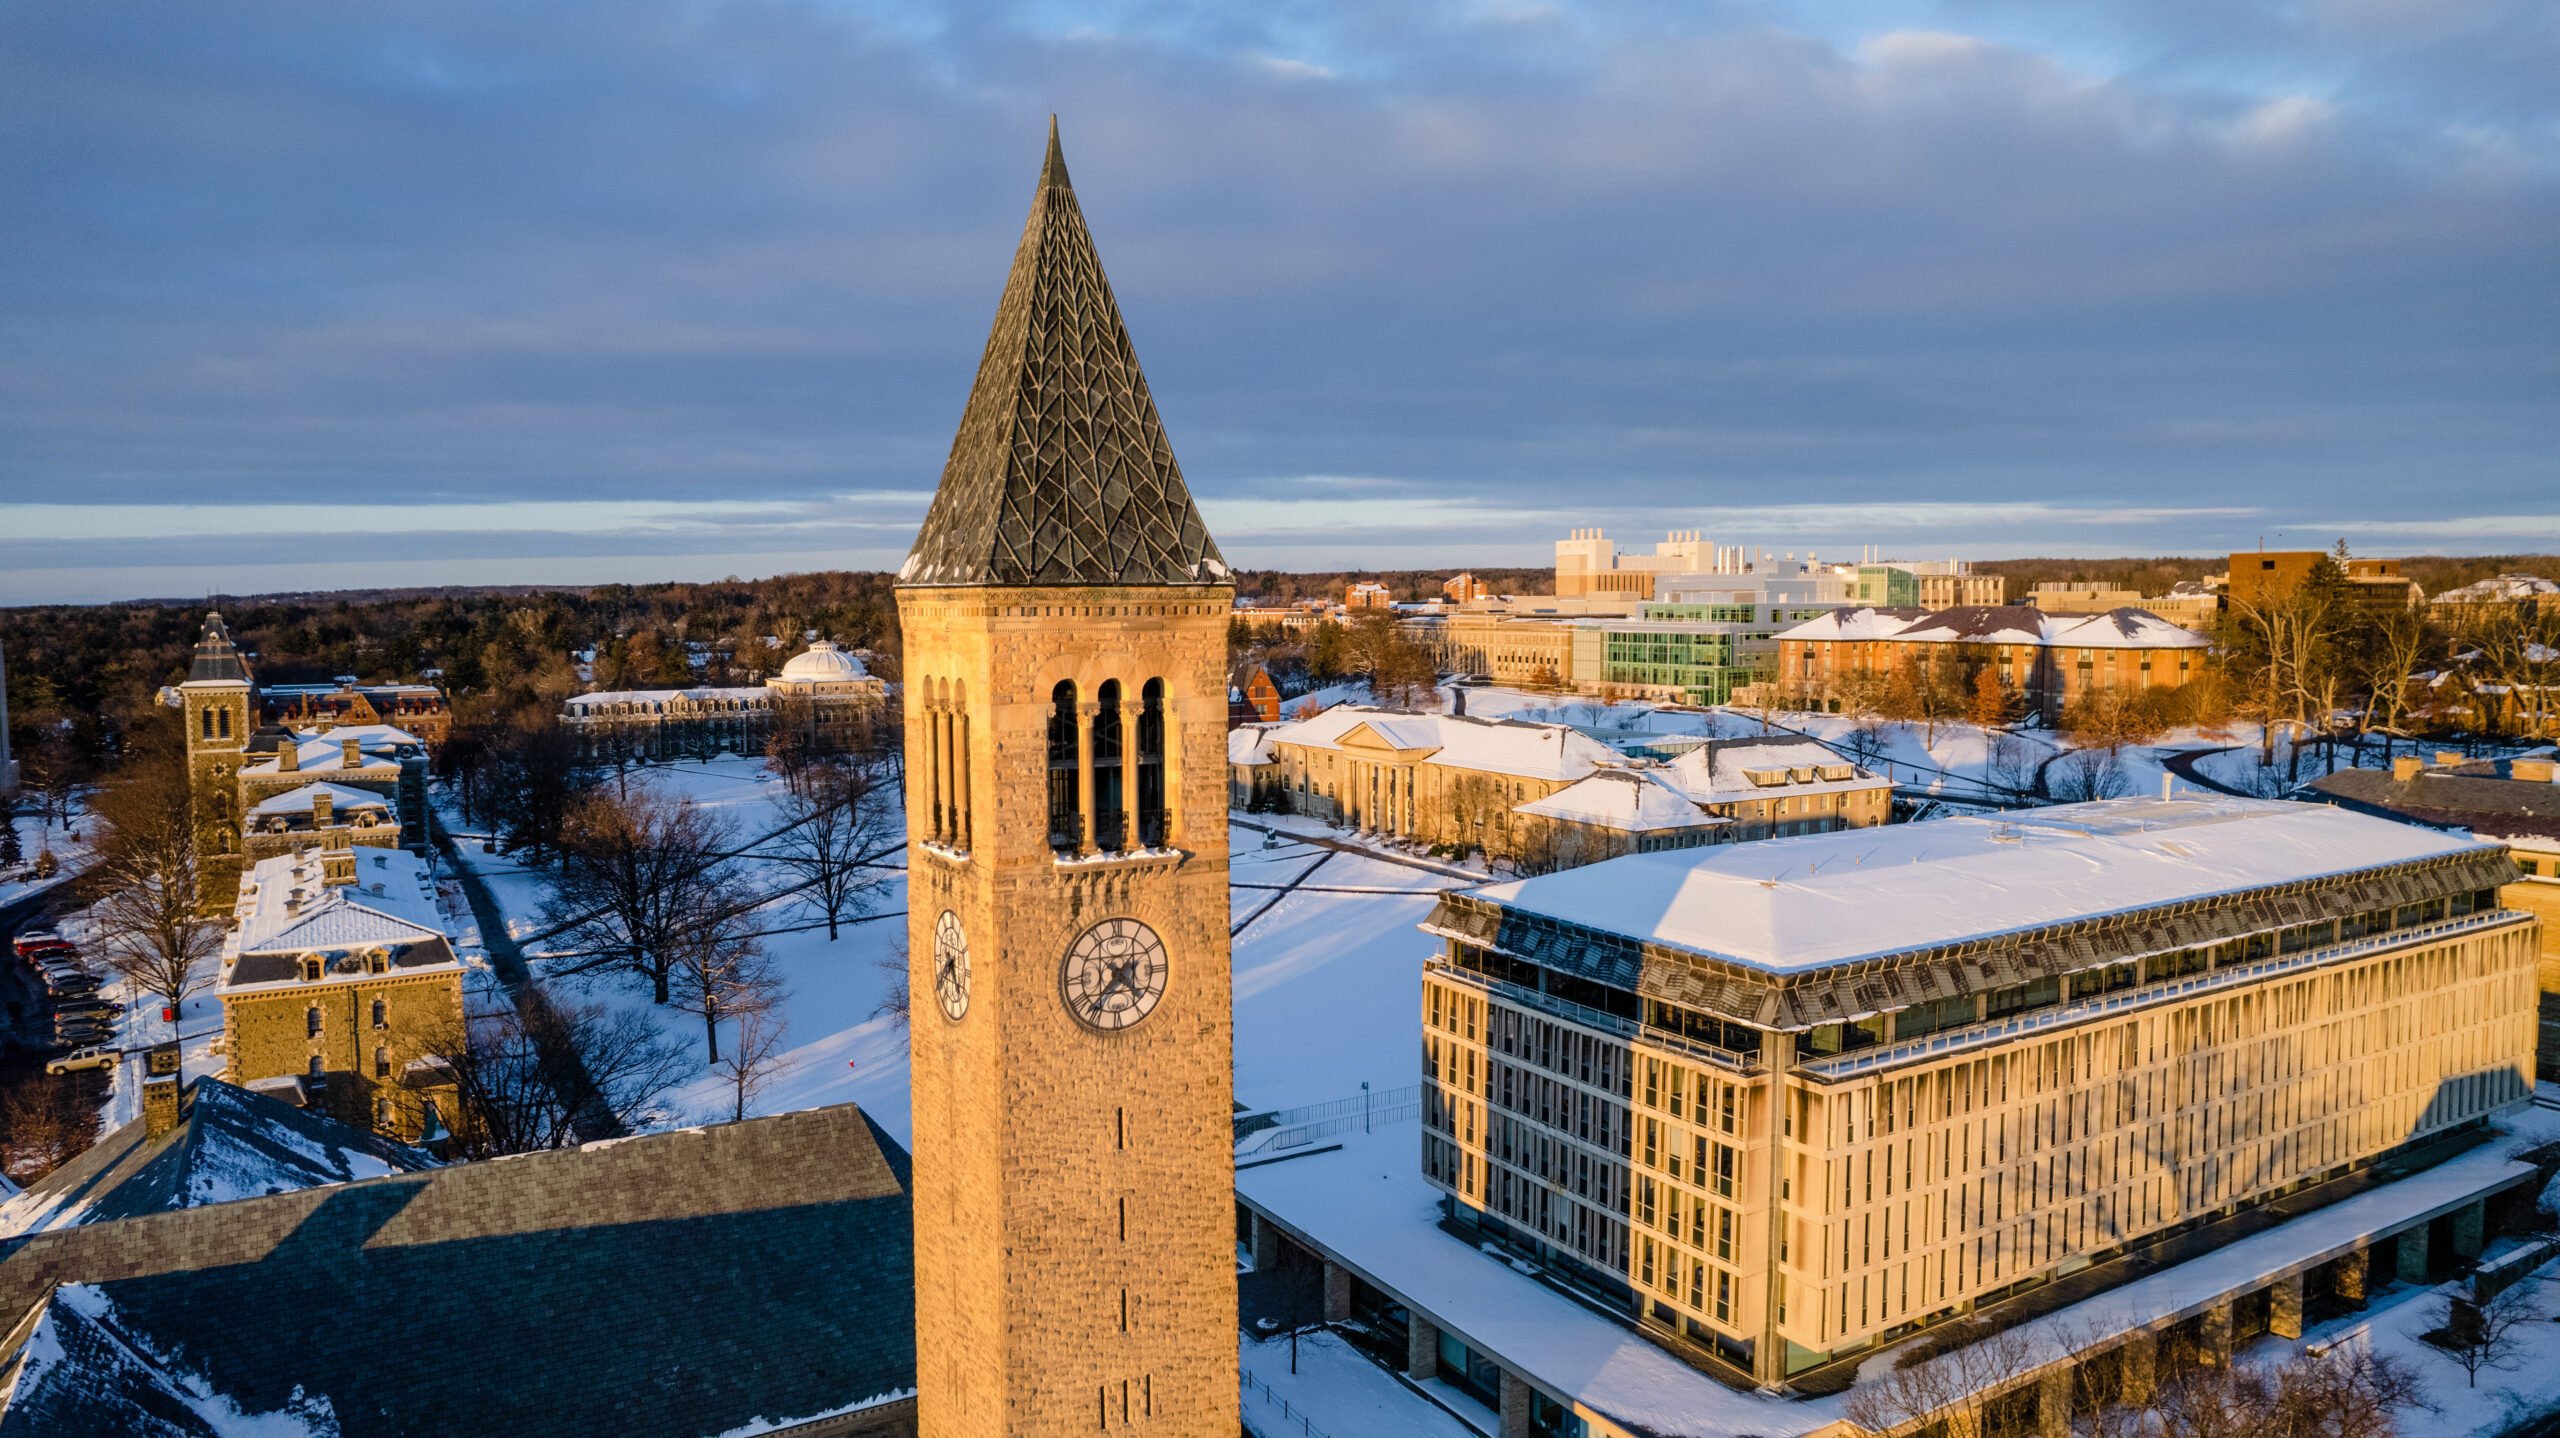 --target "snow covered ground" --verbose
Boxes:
[0,812,92,914]
[1240,1328,1484,1438]
[437,754,916,1135]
